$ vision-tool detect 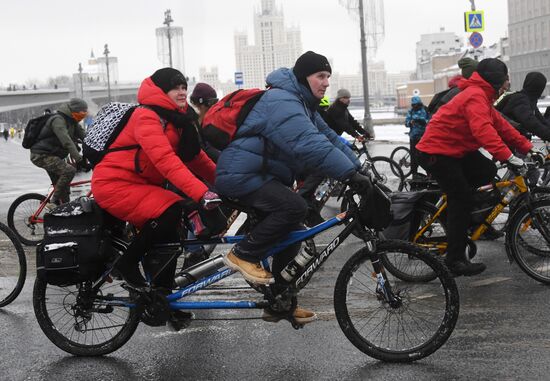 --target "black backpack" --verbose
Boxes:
[36,197,111,286]
[22,112,66,149]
